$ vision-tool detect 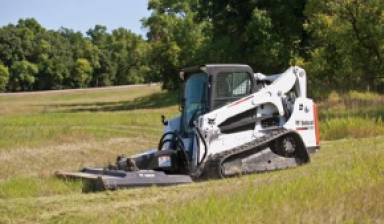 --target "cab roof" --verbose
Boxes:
[180,64,253,80]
